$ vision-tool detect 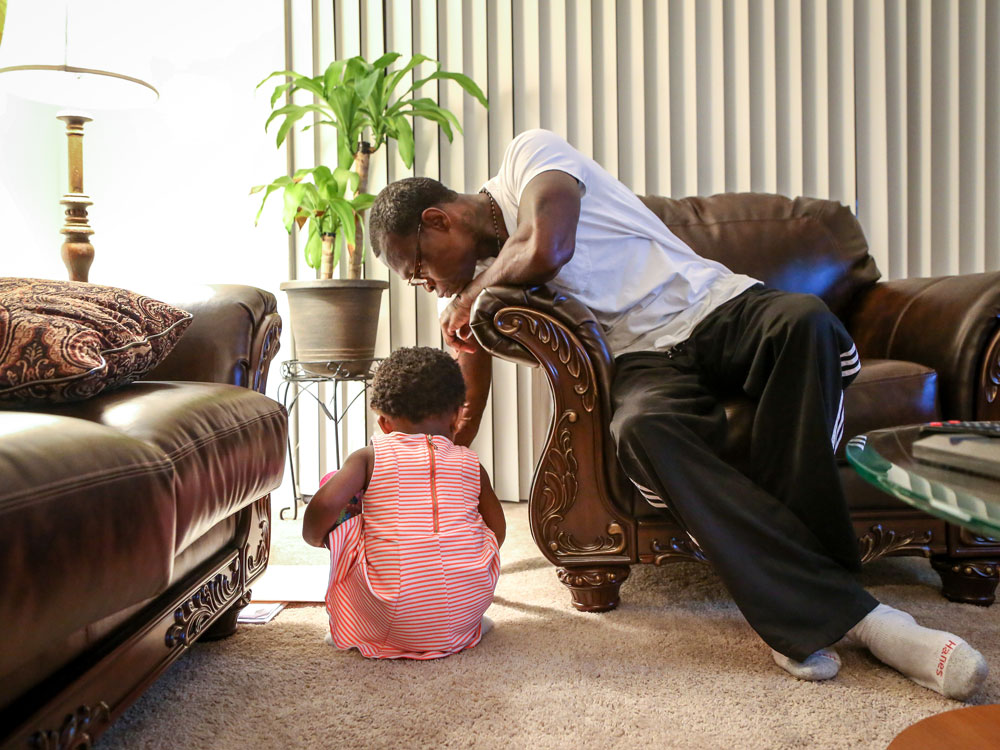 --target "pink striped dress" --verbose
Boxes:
[324,431,500,659]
